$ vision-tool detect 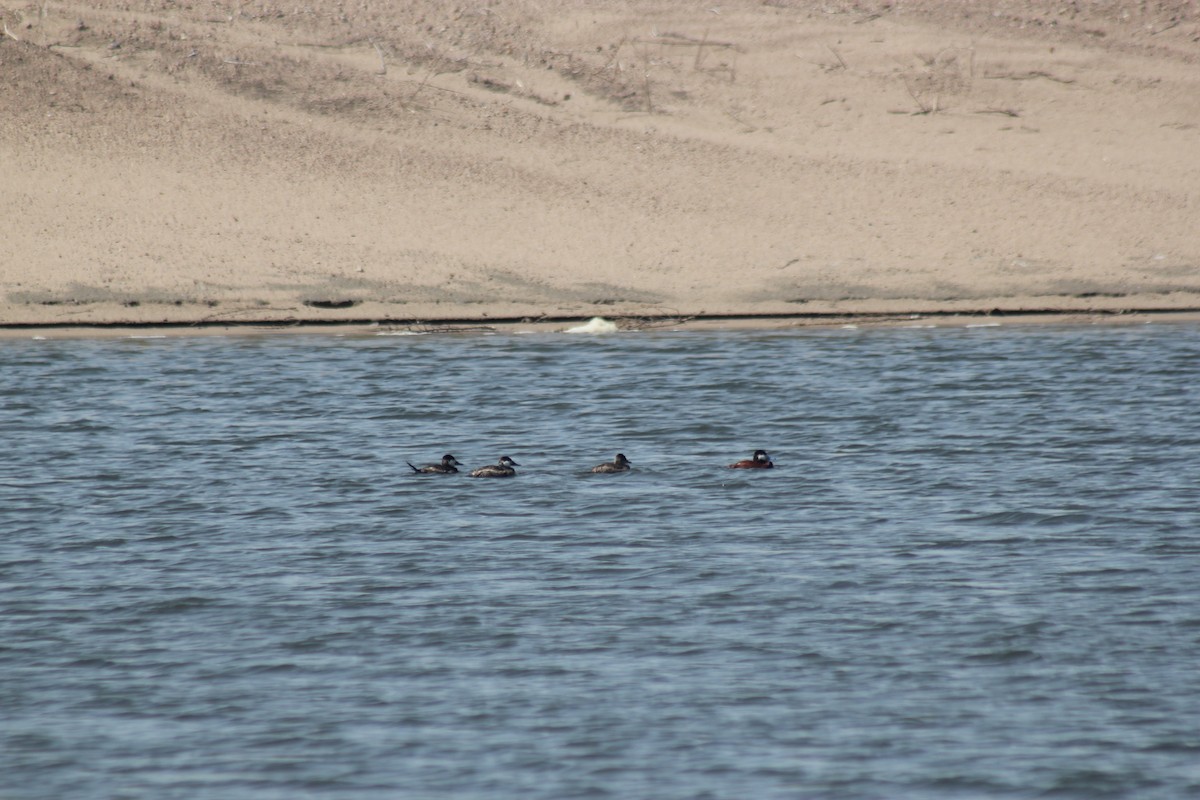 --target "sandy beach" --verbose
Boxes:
[3,0,1198,331]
